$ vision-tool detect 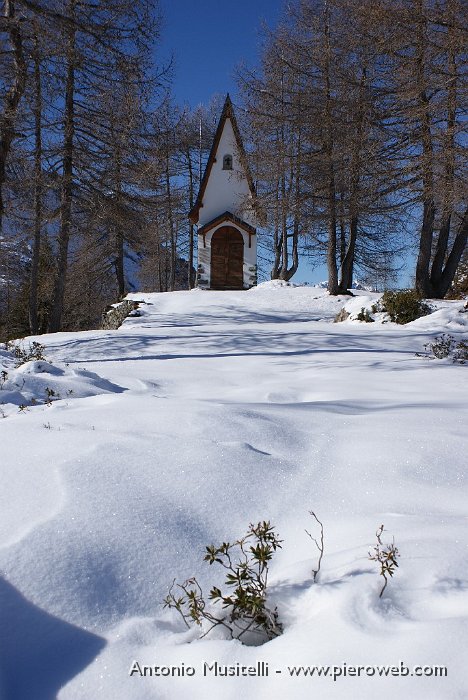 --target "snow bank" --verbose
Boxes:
[339,294,467,331]
[0,350,123,416]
